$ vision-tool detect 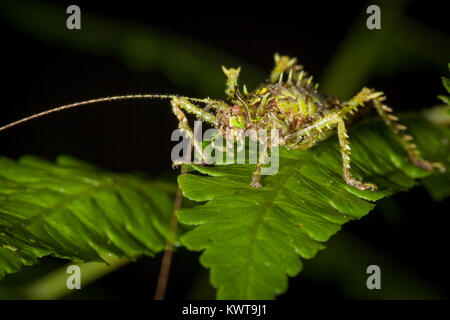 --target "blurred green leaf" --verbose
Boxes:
[177,114,449,299]
[421,66,450,201]
[442,64,450,93]
[0,155,176,280]
[438,95,450,105]
[320,0,450,99]
[443,77,450,95]
[438,64,450,105]
[421,174,450,202]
